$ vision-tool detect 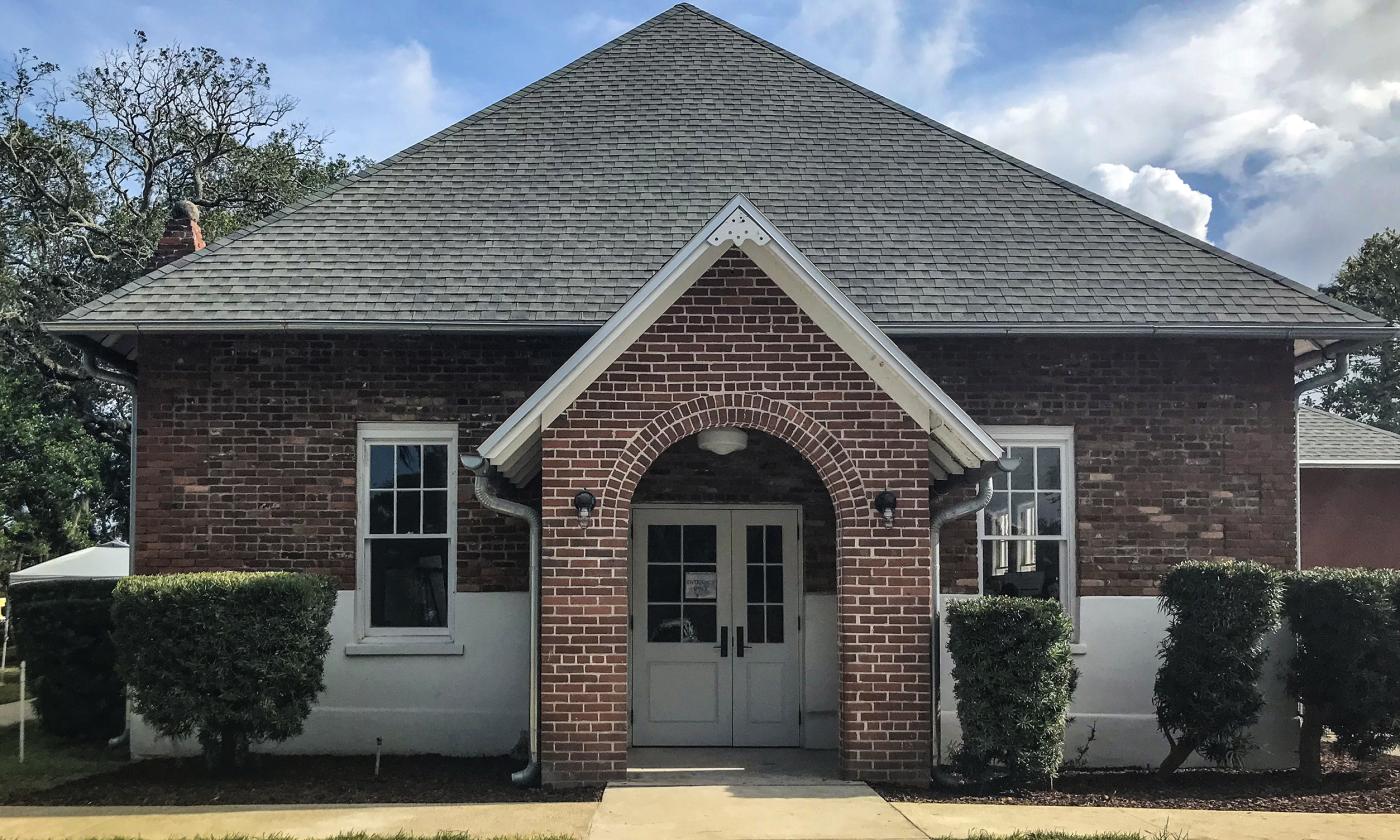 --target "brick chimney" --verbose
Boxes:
[149,199,206,270]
